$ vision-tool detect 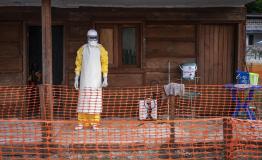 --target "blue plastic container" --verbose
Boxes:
[236,71,250,84]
